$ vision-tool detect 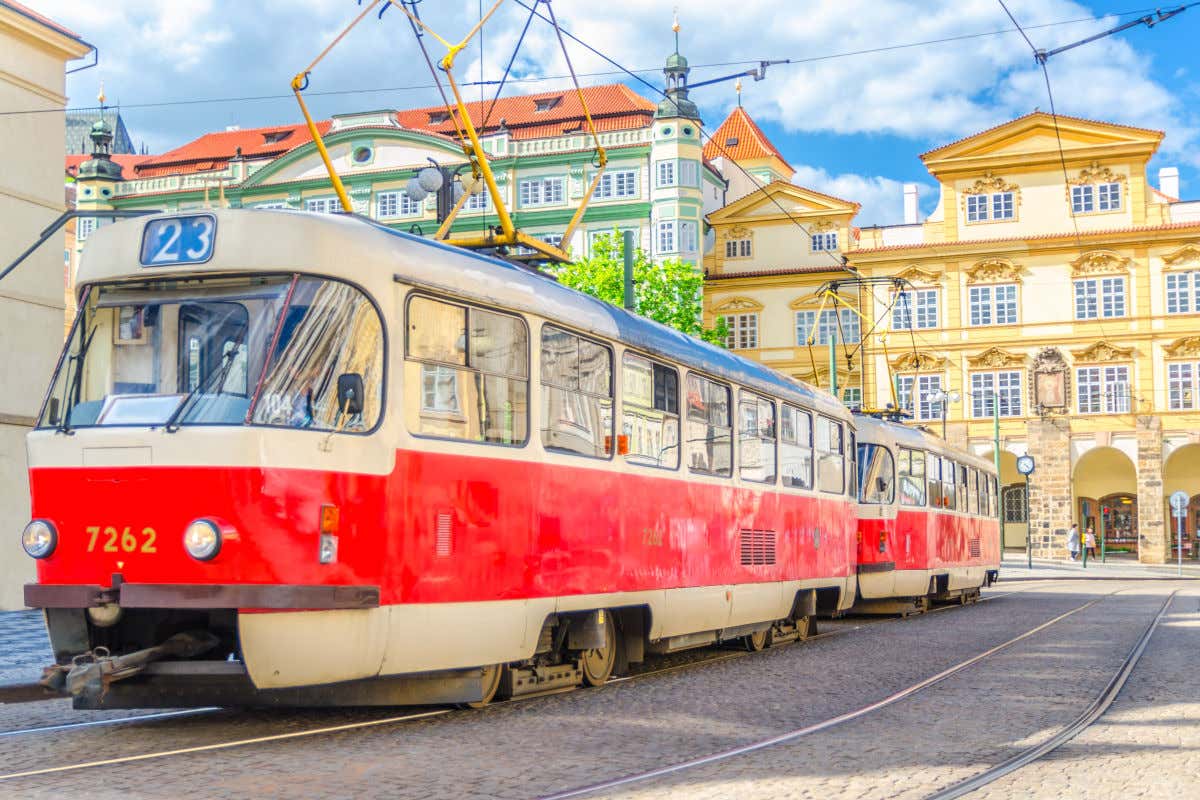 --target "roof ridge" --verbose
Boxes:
[921,111,1166,159]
